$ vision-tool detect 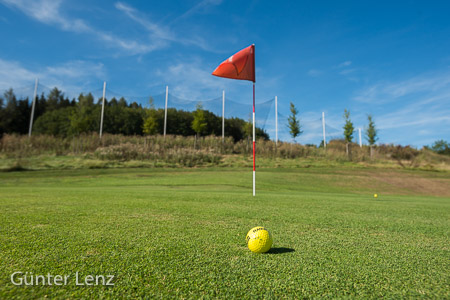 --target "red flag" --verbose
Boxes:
[212,44,255,82]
